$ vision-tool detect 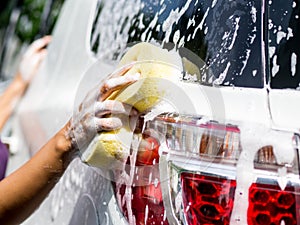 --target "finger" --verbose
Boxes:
[109,63,135,78]
[32,36,52,51]
[100,72,140,101]
[28,49,47,73]
[95,100,136,116]
[106,72,140,89]
[24,36,52,56]
[95,117,122,131]
[31,49,47,65]
[36,49,47,63]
